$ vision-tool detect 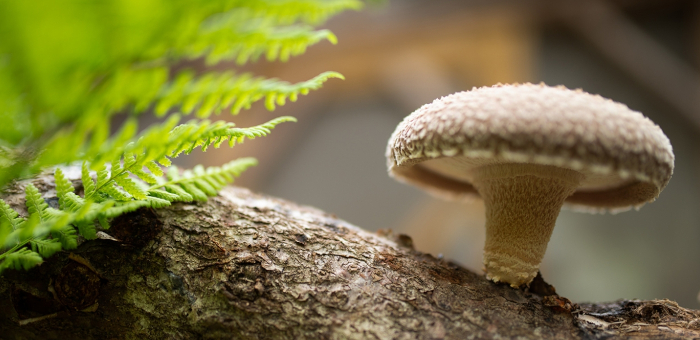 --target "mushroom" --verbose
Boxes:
[386,83,674,288]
